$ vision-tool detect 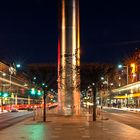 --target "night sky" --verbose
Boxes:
[0,0,140,65]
